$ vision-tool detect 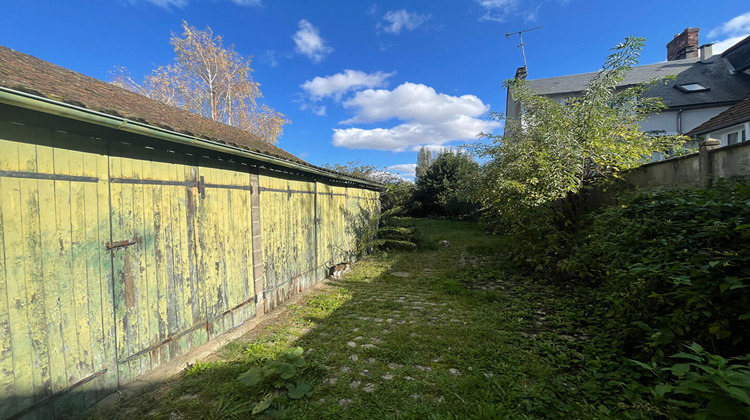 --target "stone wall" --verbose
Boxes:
[588,139,750,207]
